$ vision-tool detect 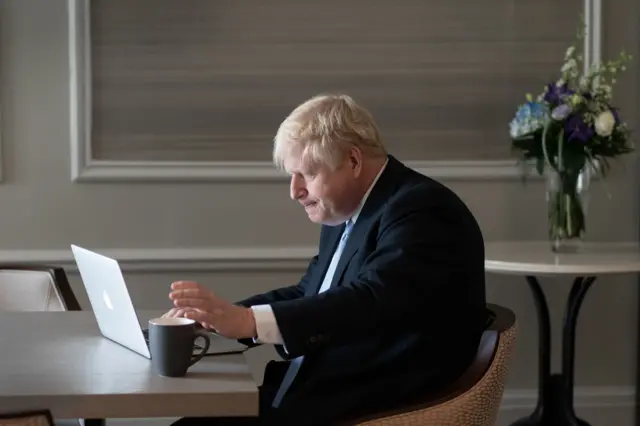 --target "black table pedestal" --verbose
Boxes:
[509,276,595,426]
